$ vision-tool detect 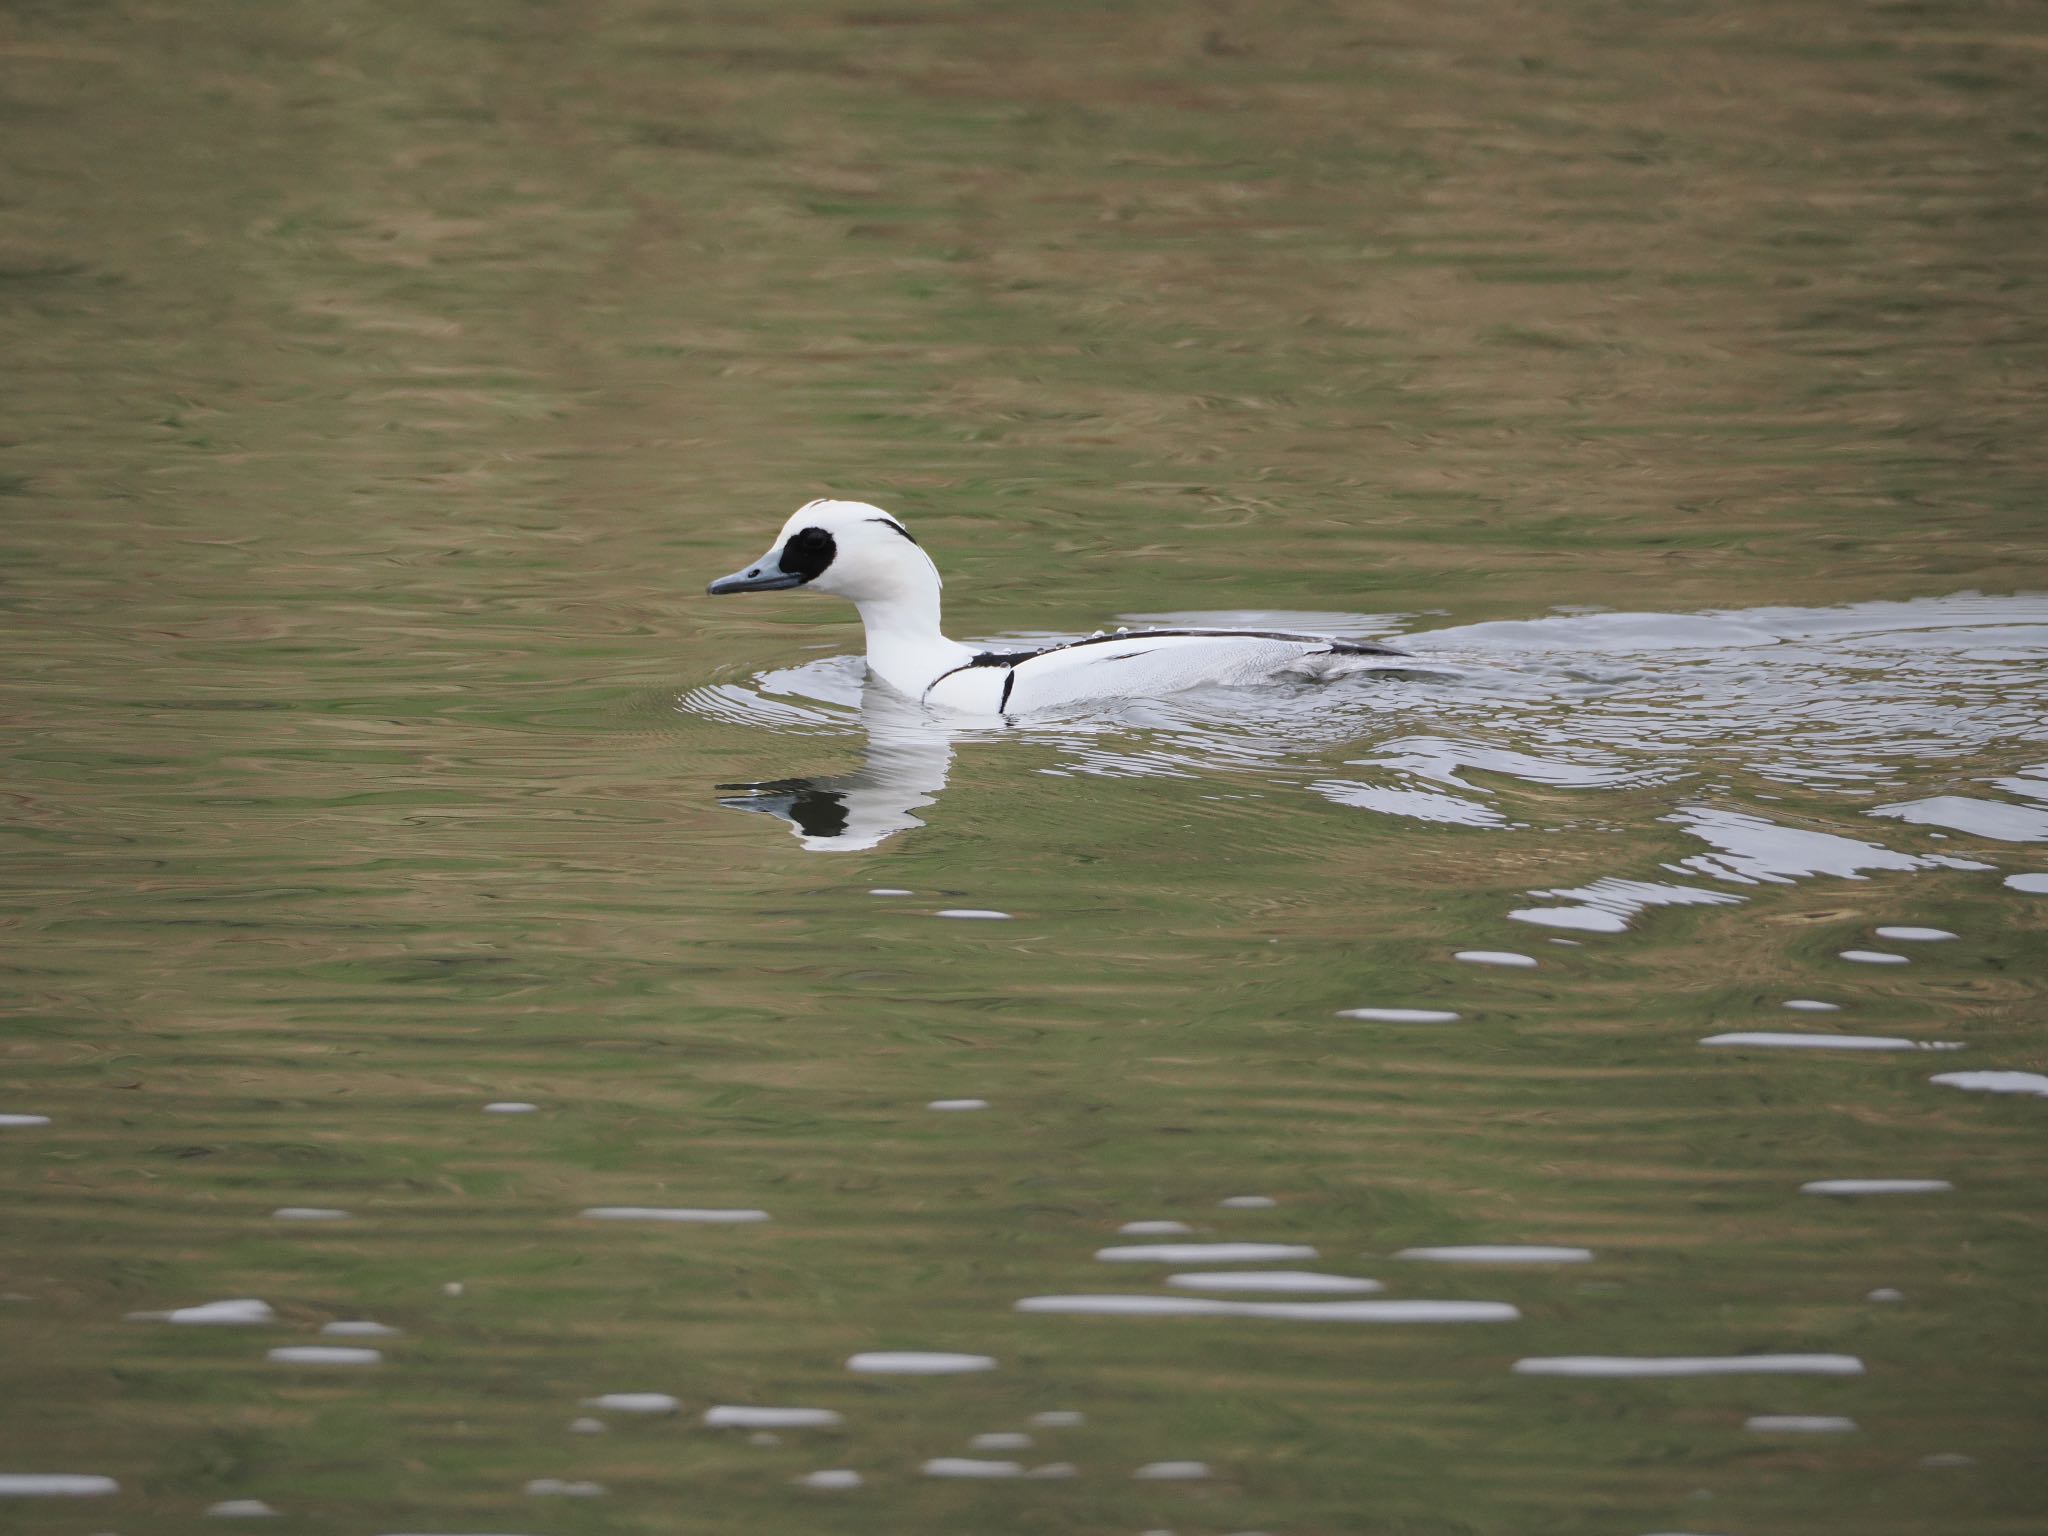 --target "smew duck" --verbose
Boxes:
[707,499,1402,714]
